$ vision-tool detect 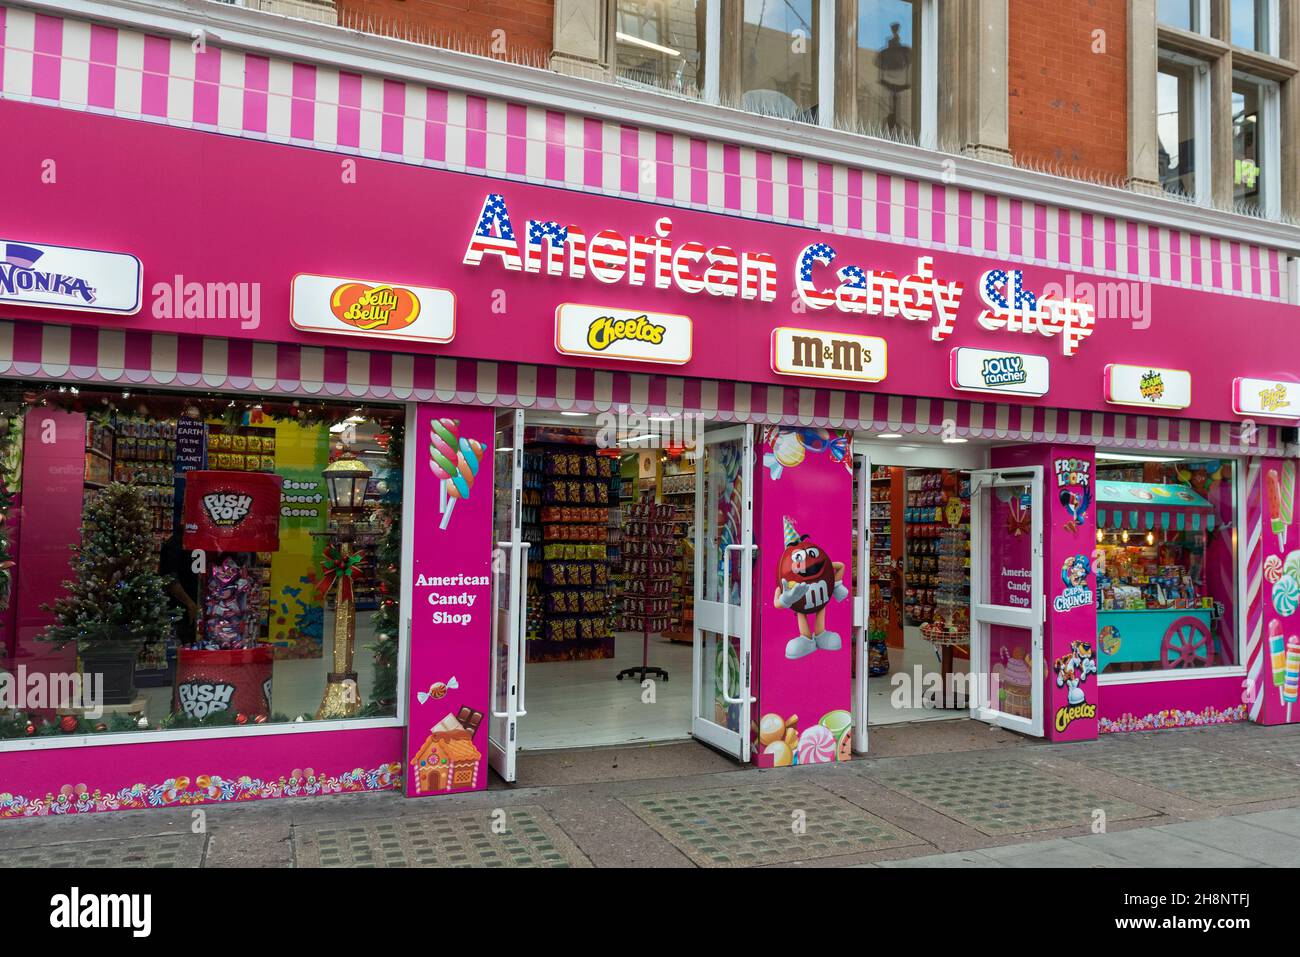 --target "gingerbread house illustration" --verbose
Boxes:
[410,709,483,793]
